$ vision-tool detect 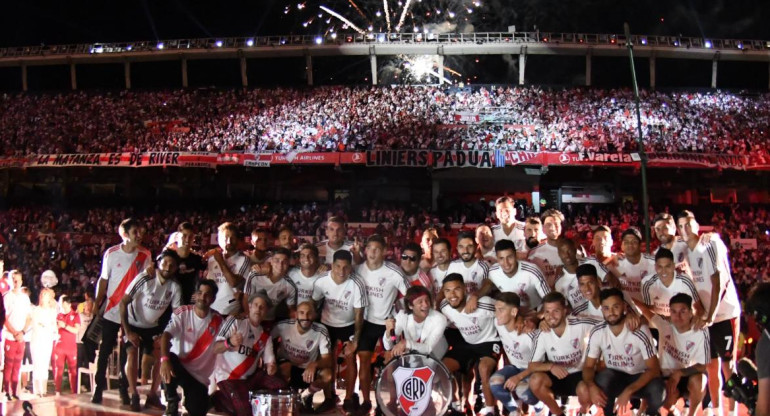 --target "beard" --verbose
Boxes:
[526,237,540,249]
